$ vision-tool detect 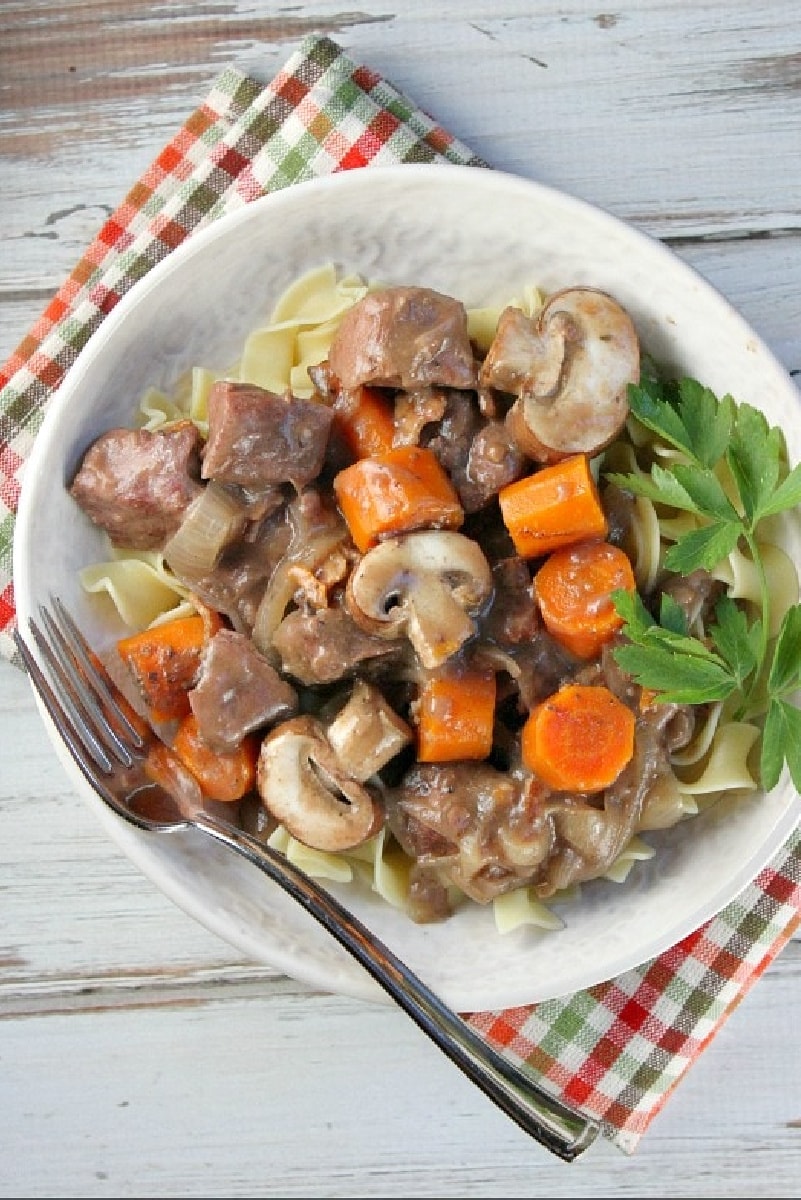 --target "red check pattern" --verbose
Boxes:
[2,34,799,1154]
